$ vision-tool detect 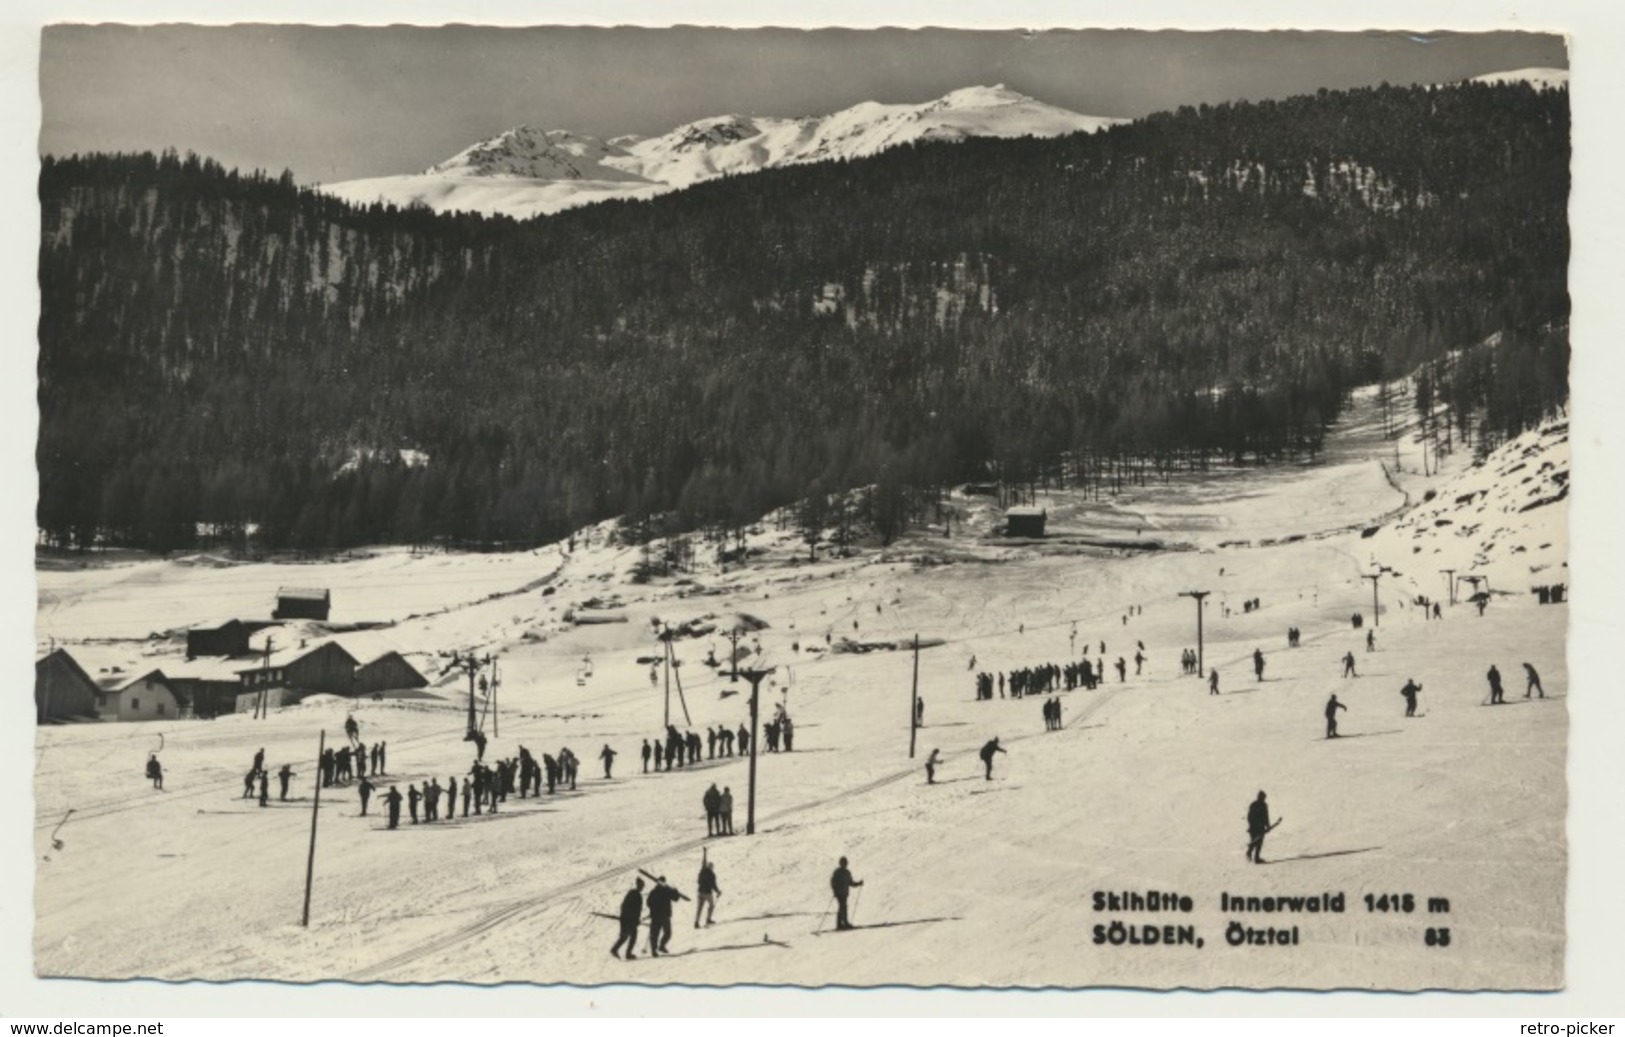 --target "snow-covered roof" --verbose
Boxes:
[234,640,358,675]
[1005,506,1047,518]
[276,587,329,601]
